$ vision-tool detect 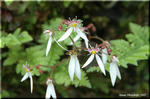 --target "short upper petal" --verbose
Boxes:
[82,54,94,68]
[95,54,106,75]
[58,27,73,42]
